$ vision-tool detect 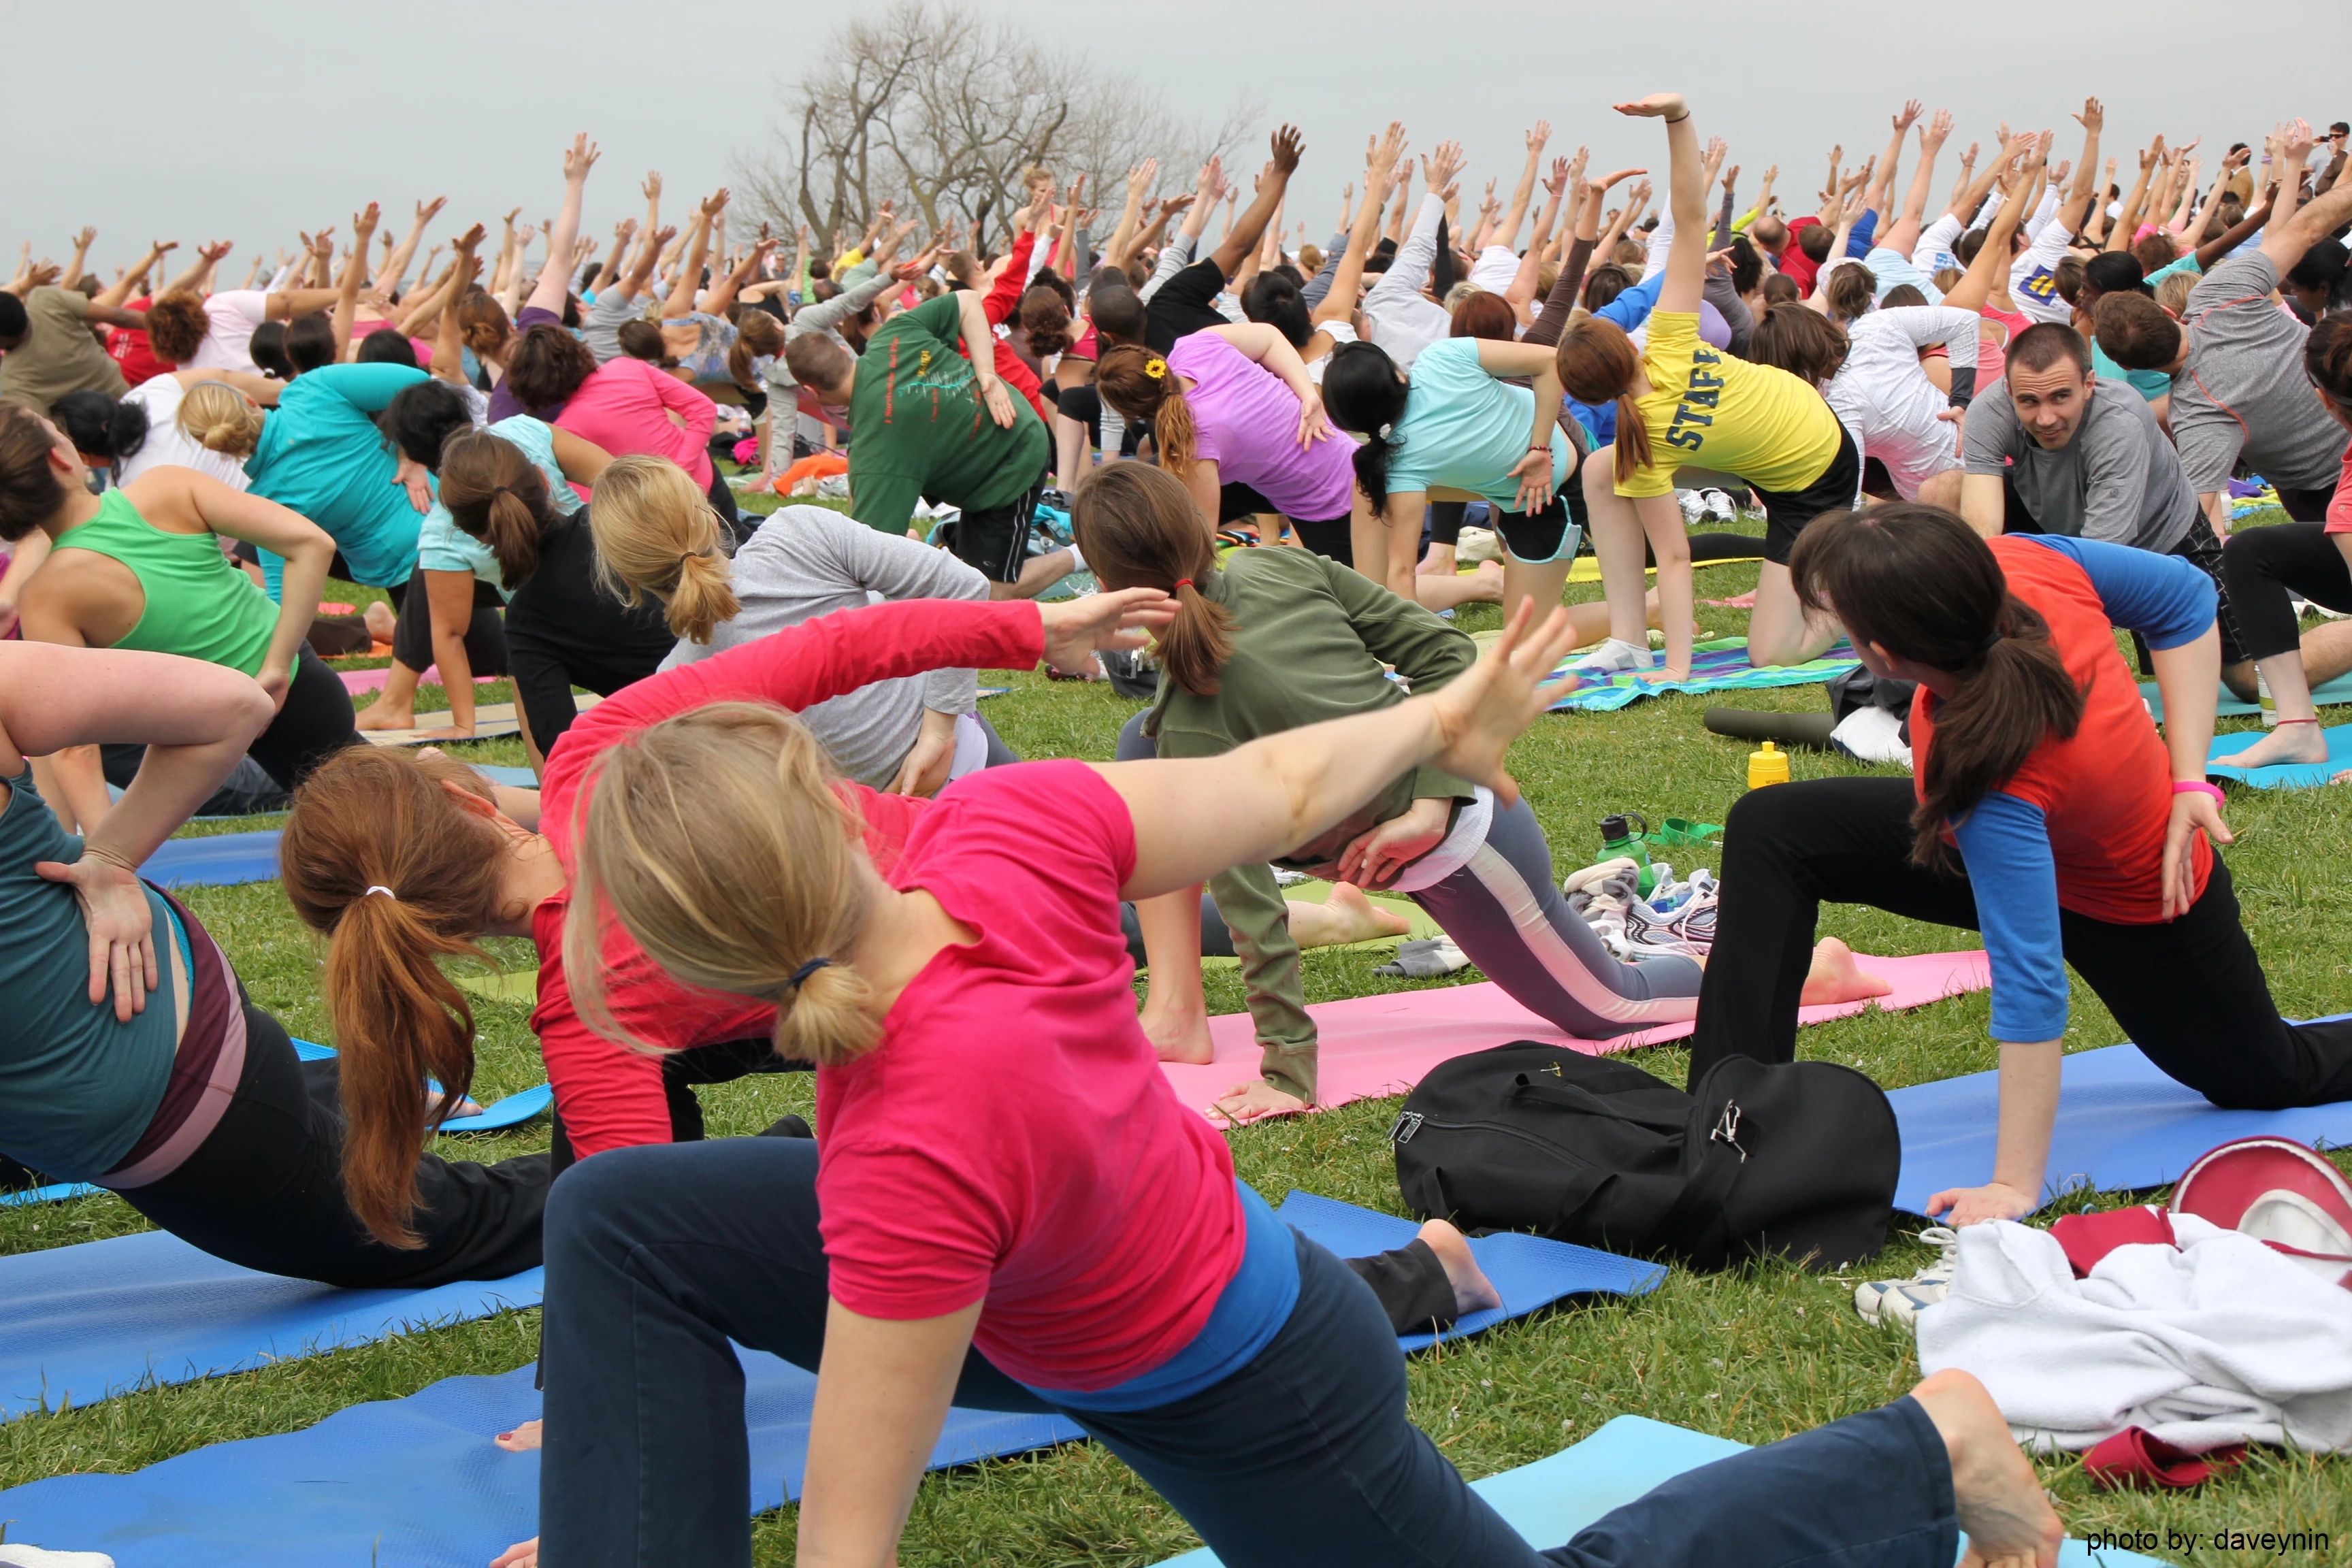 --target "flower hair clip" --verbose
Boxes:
[1144,357,1169,380]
